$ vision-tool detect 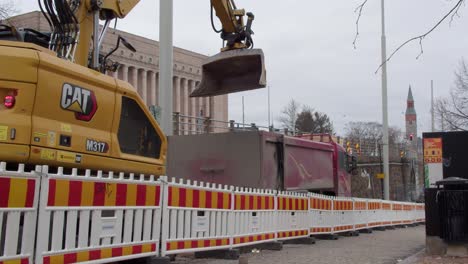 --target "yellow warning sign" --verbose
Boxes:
[0,125,7,141]
[57,151,78,164]
[61,123,72,133]
[41,149,56,161]
[424,138,442,164]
